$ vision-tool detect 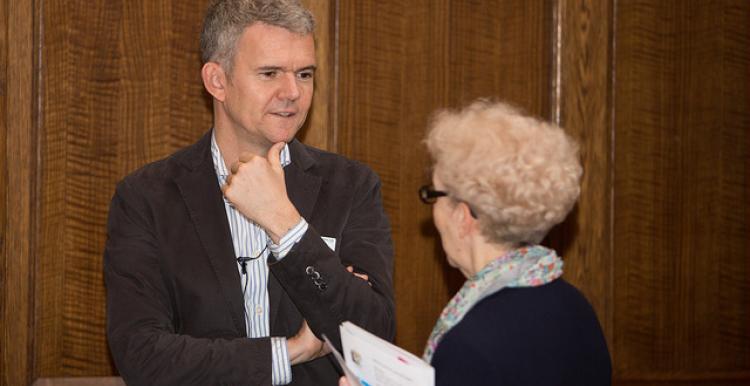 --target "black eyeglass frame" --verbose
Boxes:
[418,185,448,204]
[418,185,478,218]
